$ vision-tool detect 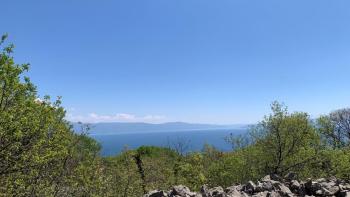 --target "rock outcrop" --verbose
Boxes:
[143,174,350,197]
